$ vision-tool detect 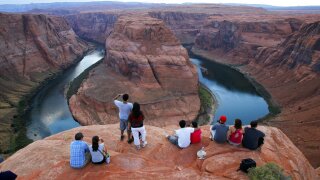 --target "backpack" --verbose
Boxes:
[238,158,256,173]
